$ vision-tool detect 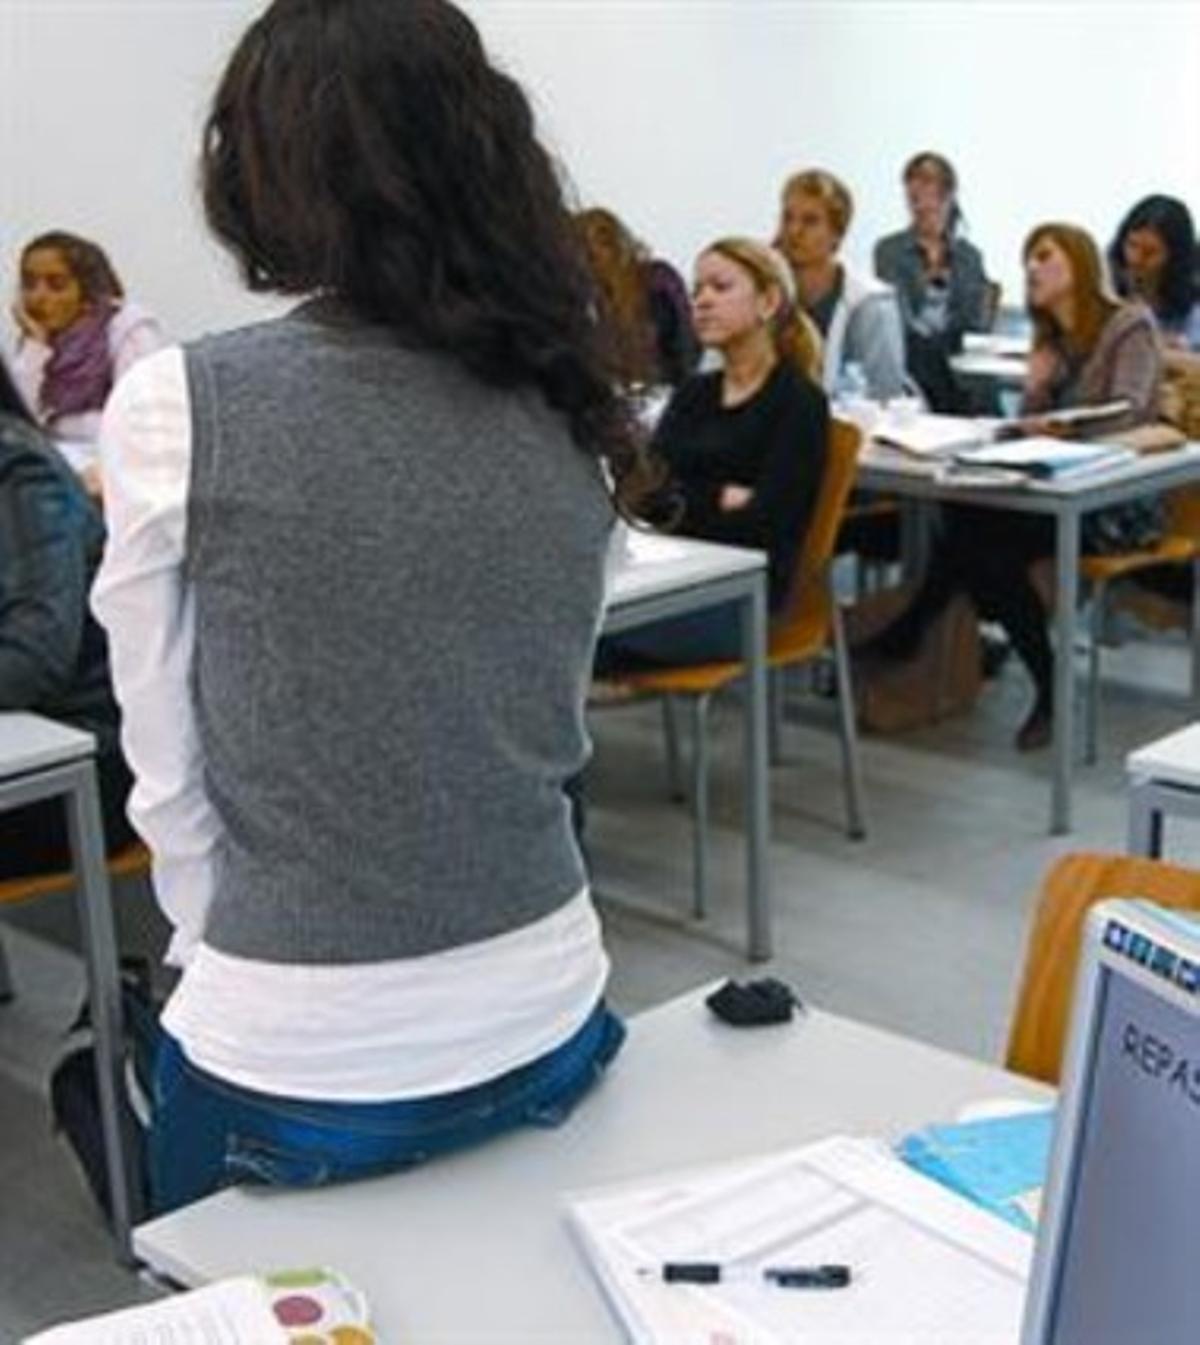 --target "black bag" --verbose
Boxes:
[48,959,161,1224]
[1082,498,1166,556]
